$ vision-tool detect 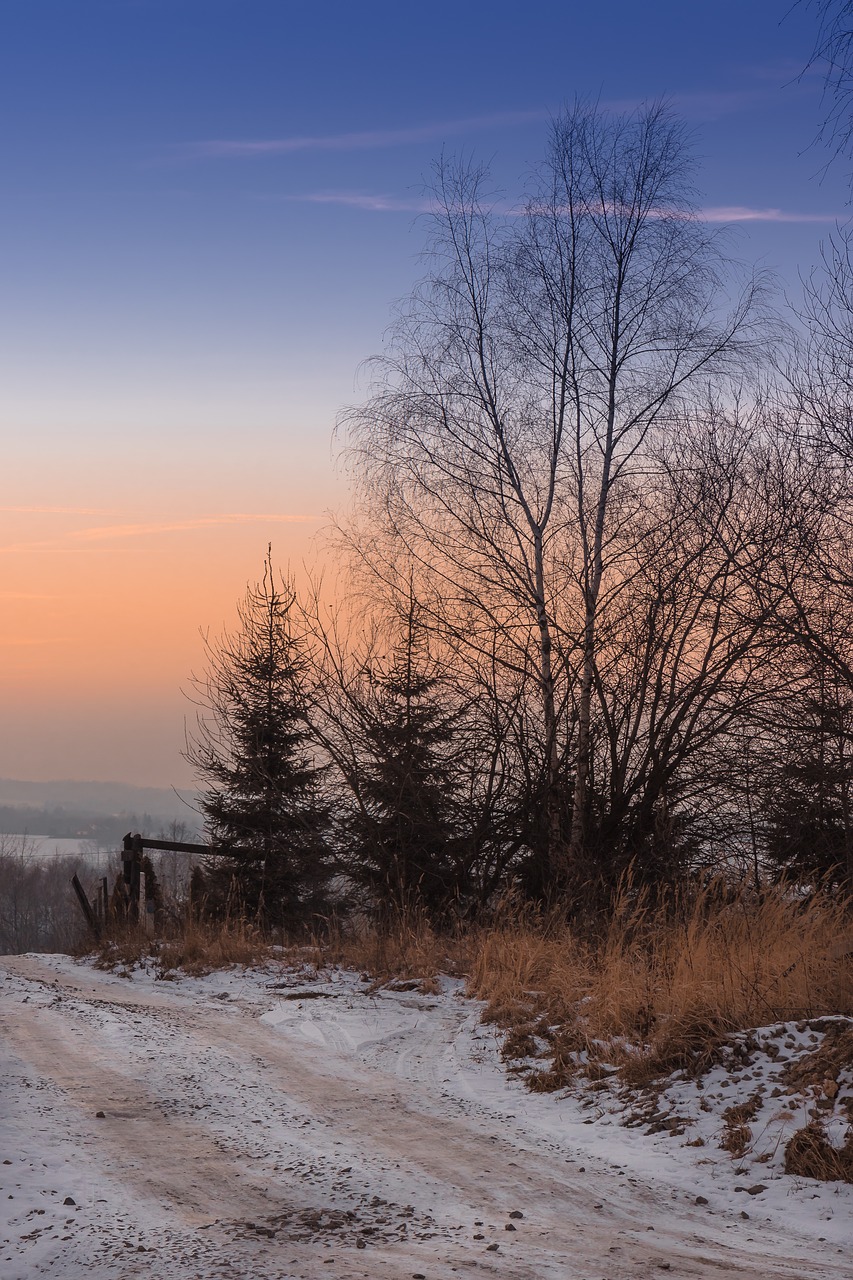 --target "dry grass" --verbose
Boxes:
[90,882,852,1096]
[93,919,268,977]
[317,912,471,990]
[91,908,470,989]
[467,883,853,1090]
[785,1122,853,1183]
[719,1092,763,1157]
